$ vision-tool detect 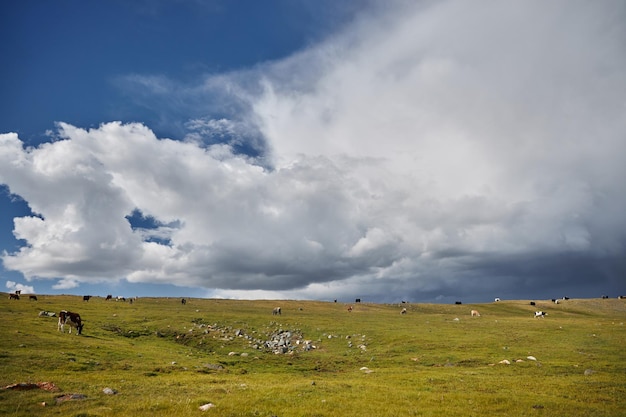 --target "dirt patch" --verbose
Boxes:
[1,382,60,392]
